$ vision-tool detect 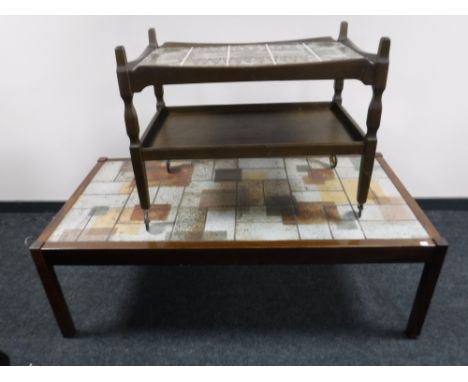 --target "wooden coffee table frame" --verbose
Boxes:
[29,154,448,339]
